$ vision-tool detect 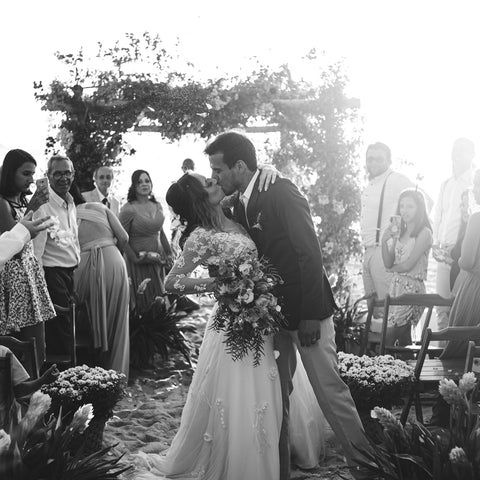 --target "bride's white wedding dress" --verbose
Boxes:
[133,227,325,480]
